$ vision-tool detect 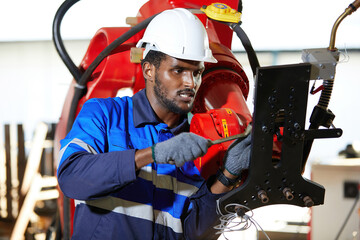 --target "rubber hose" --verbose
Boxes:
[66,14,158,133]
[238,0,243,13]
[77,14,158,87]
[53,0,82,83]
[301,80,334,171]
[318,79,334,109]
[66,85,87,133]
[230,22,260,76]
